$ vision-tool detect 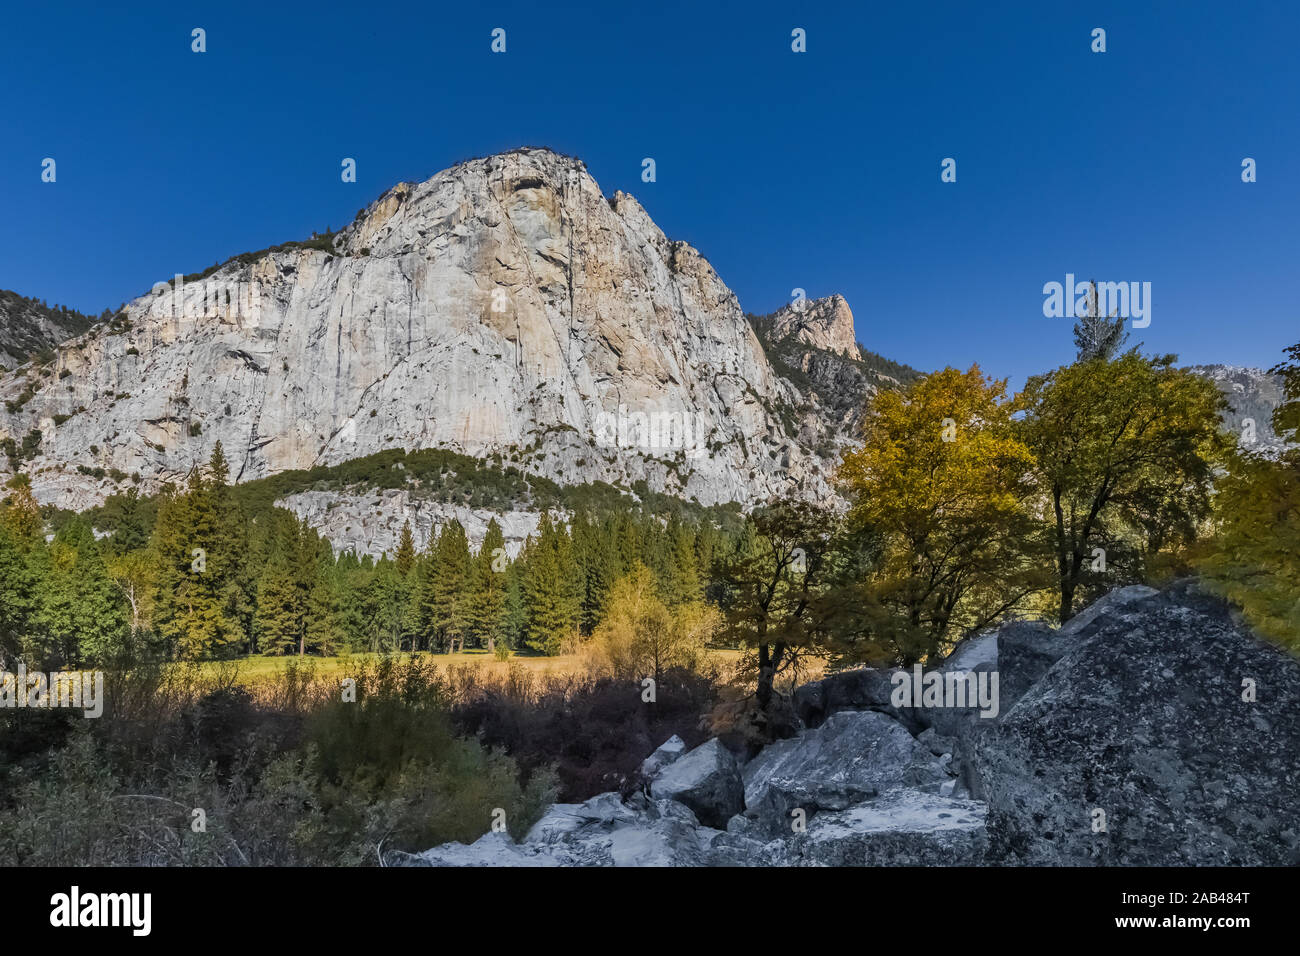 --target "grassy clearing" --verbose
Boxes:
[196,648,749,686]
